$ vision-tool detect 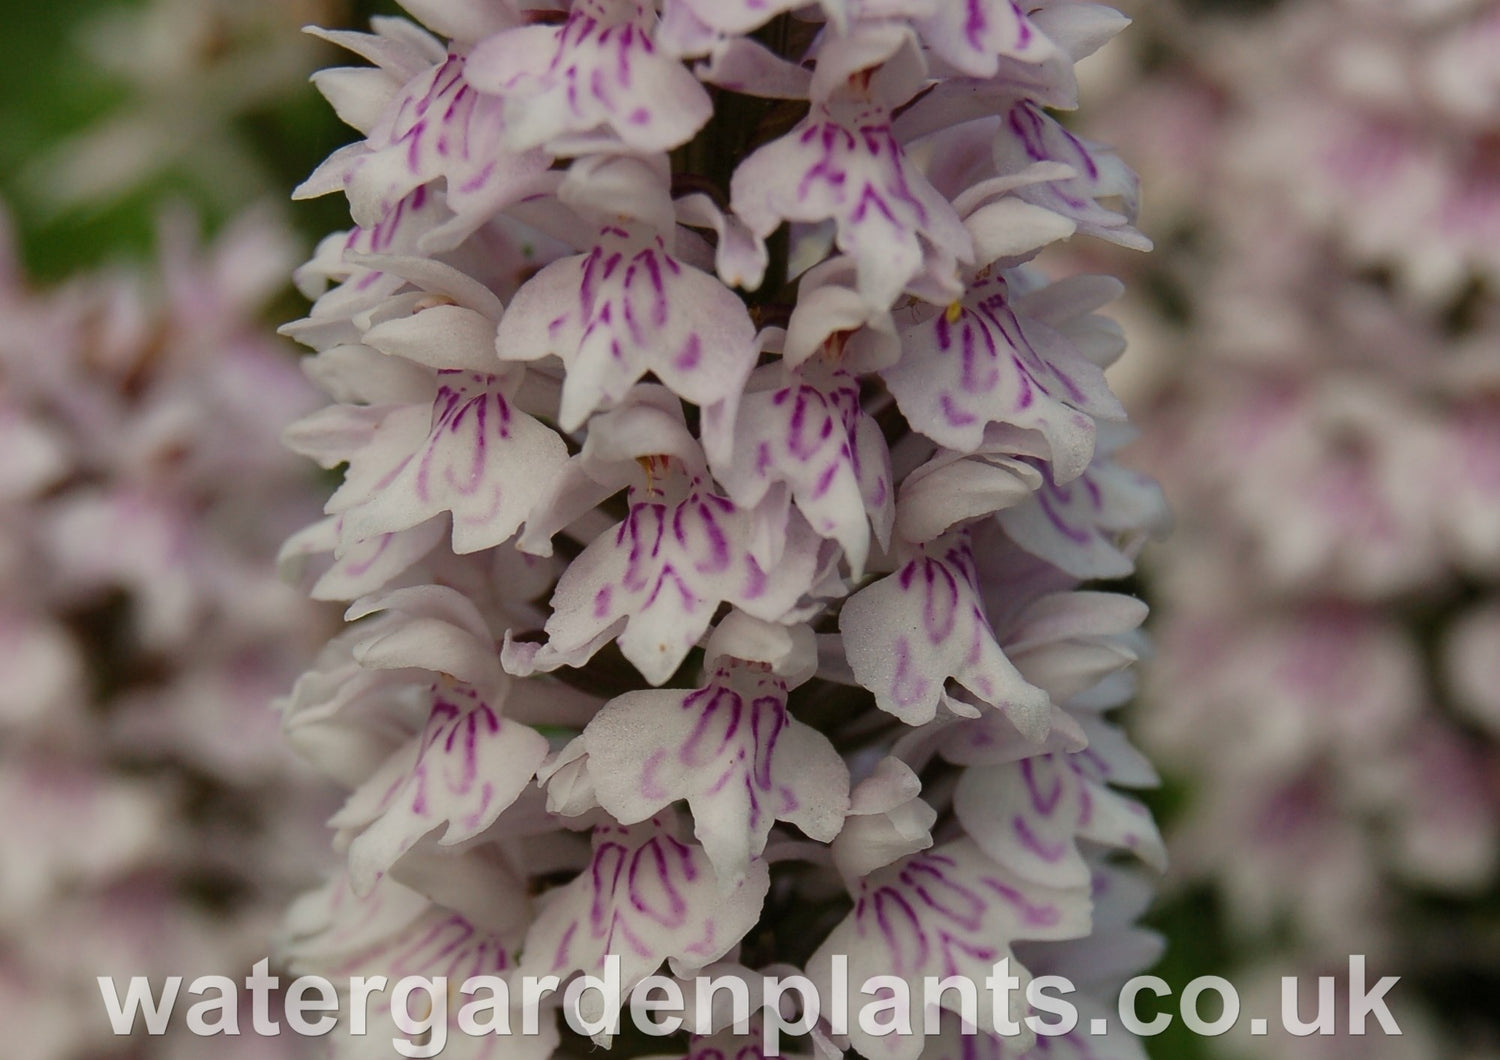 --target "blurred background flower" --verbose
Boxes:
[0,1,377,1056]
[0,201,340,1057]
[1060,0,1500,1057]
